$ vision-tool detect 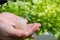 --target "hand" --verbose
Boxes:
[0,12,41,40]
